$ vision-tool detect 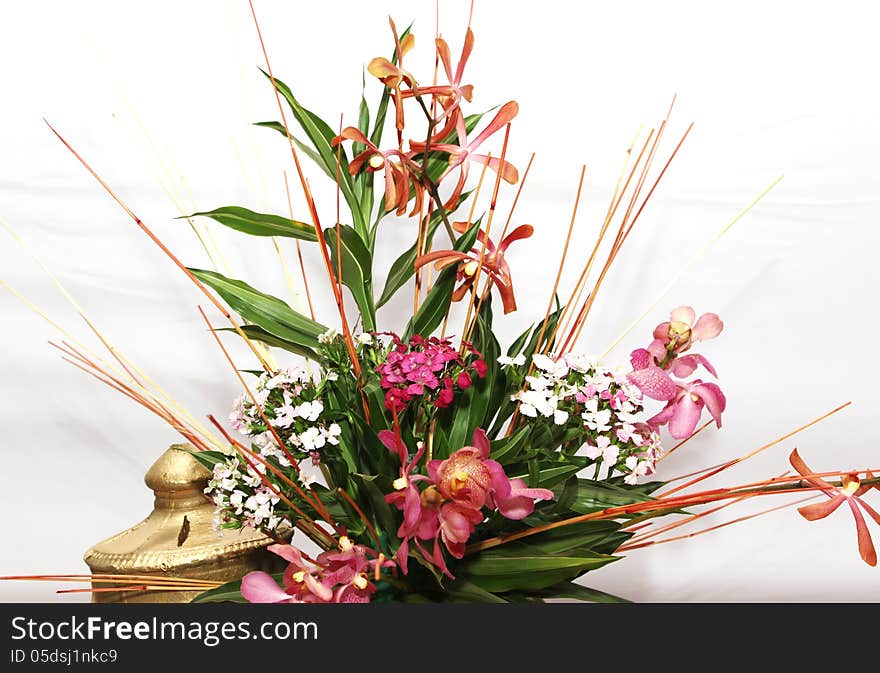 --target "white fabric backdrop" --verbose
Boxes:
[1,0,878,601]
